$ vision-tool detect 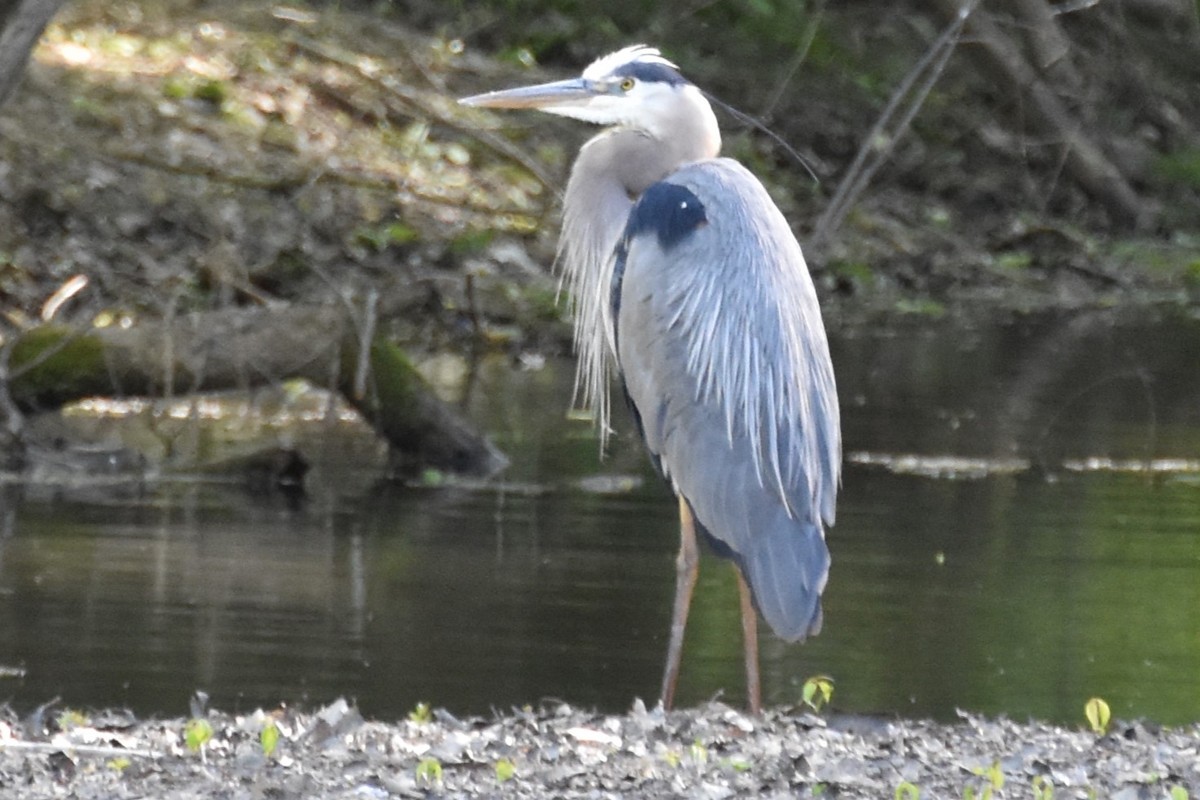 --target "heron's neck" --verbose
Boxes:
[568,123,720,243]
[555,92,721,442]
